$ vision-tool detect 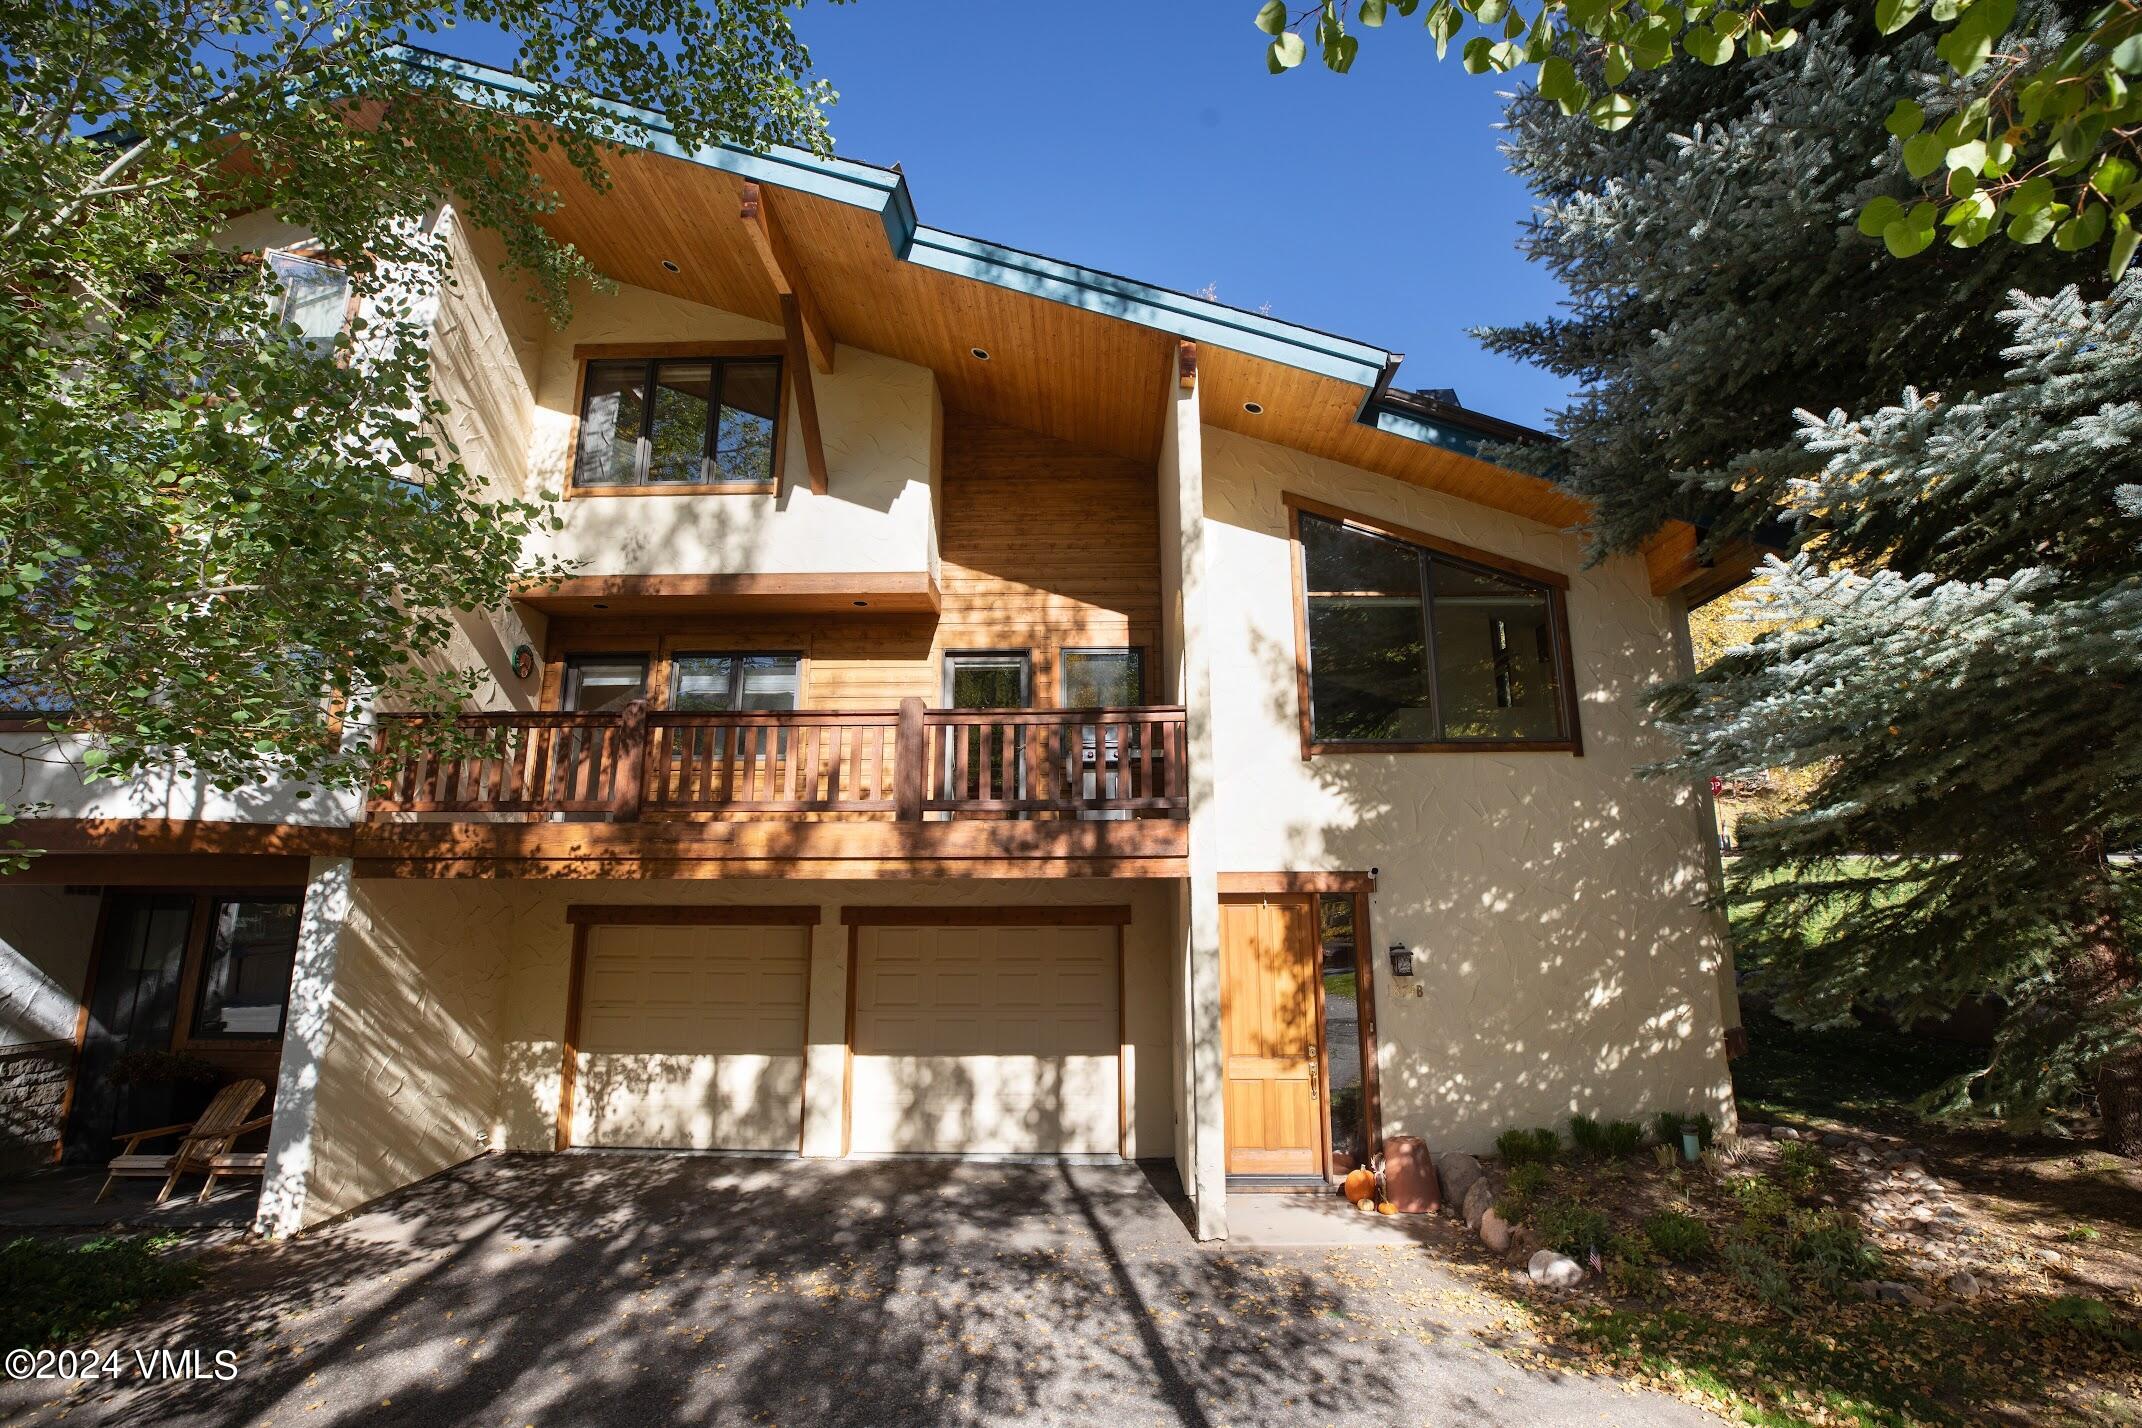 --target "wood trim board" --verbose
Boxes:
[563,903,823,926]
[837,904,1134,927]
